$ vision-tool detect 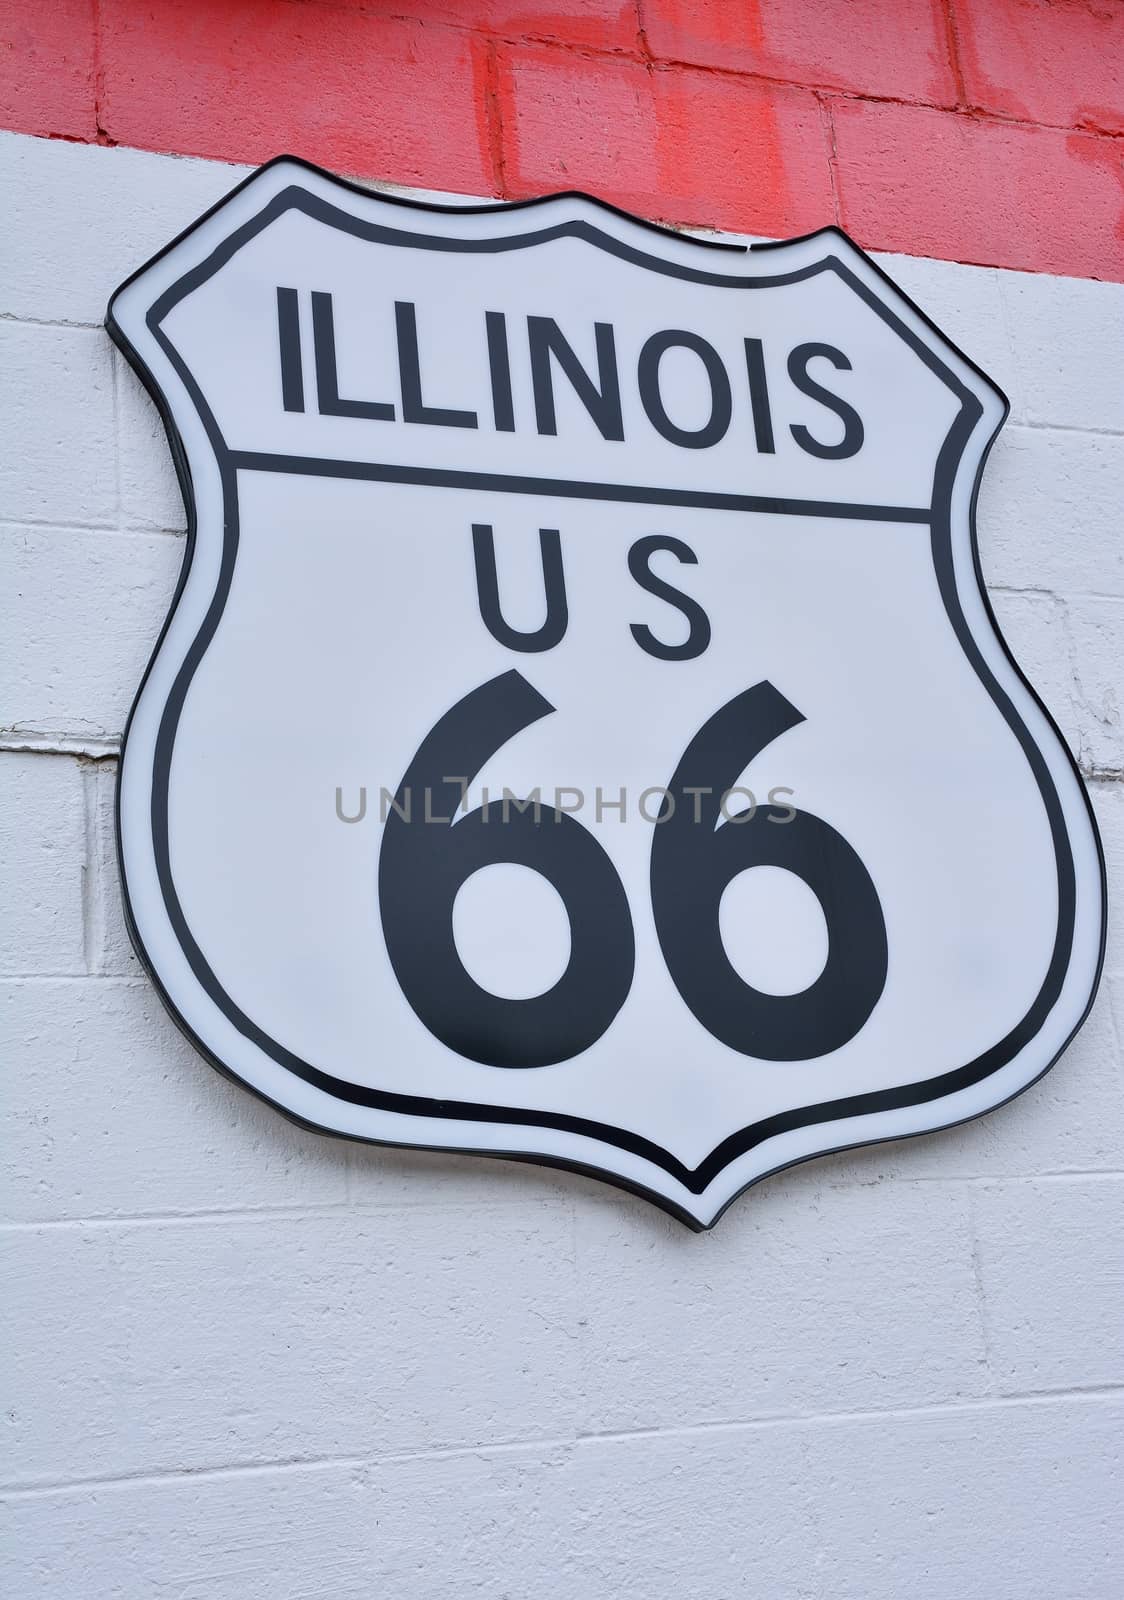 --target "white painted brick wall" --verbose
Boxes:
[1,130,1121,1597]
